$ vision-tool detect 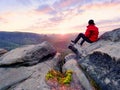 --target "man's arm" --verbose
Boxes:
[85,29,91,38]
